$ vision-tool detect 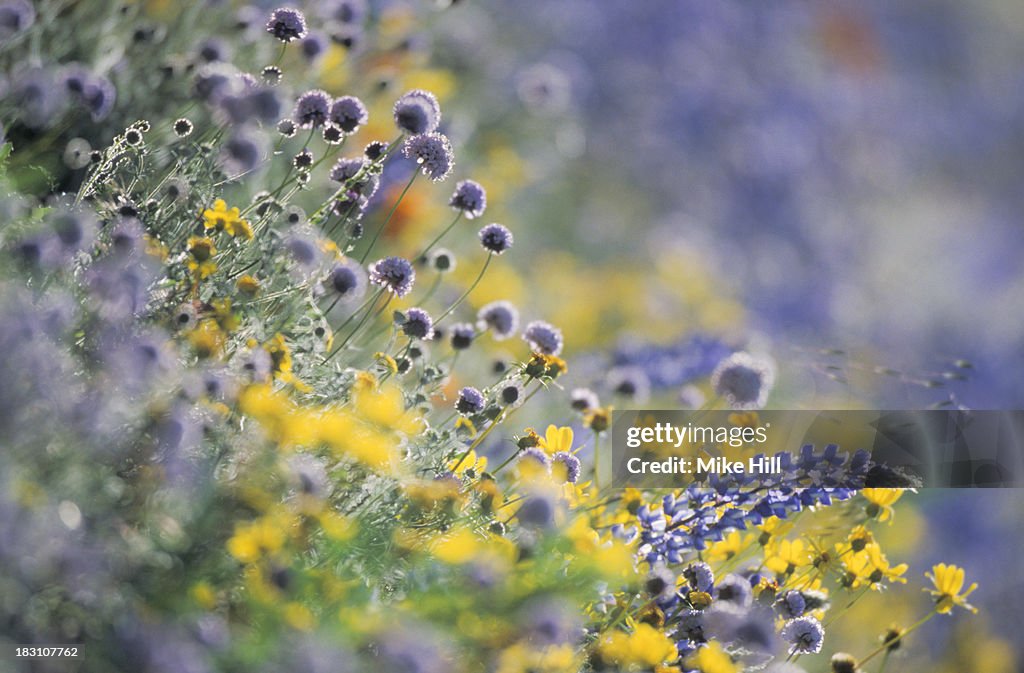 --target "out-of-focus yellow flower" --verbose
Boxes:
[187,320,225,358]
[319,511,356,542]
[496,642,579,673]
[449,448,486,476]
[597,624,677,669]
[688,641,739,673]
[227,514,290,563]
[190,582,216,610]
[187,236,217,279]
[283,602,315,631]
[236,274,261,296]
[926,563,978,614]
[861,488,903,522]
